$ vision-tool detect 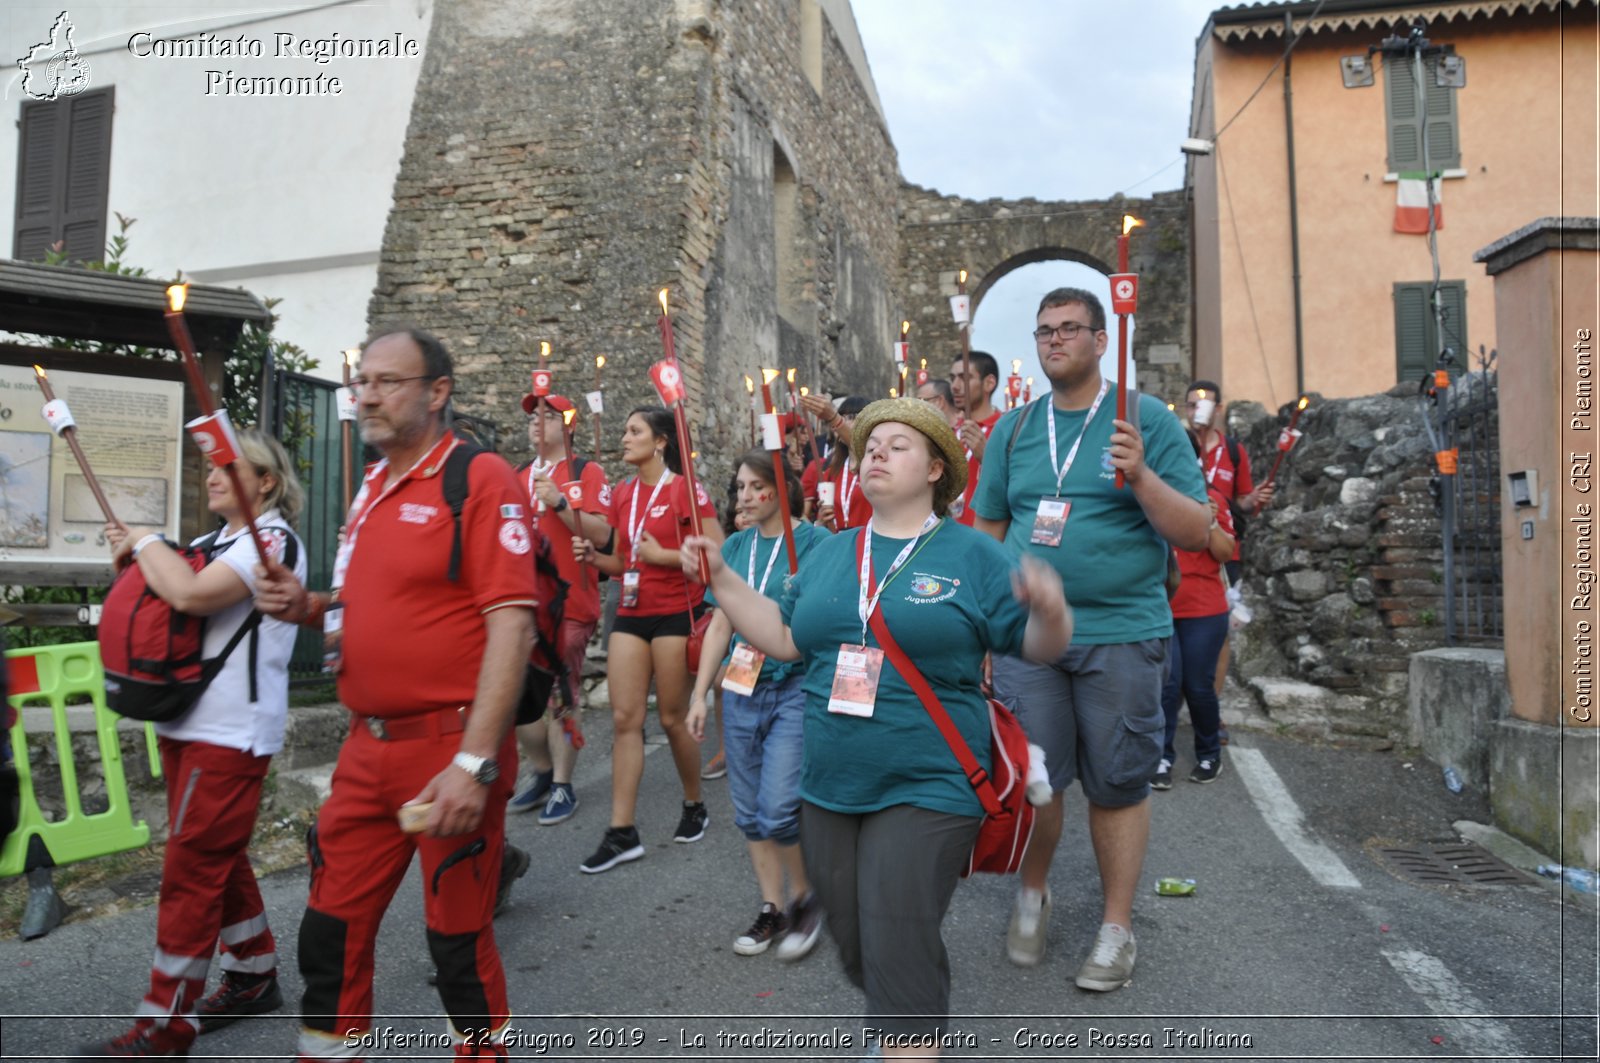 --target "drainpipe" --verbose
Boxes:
[1284,11,1306,399]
